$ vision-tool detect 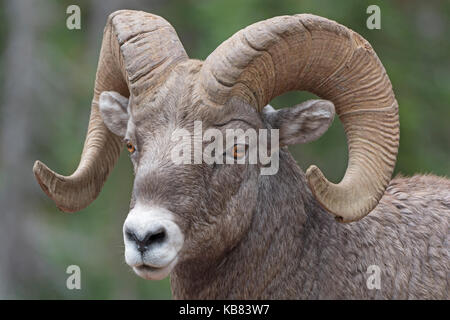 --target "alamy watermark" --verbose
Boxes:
[366,265,381,290]
[66,265,81,290]
[367,5,381,30]
[66,5,81,30]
